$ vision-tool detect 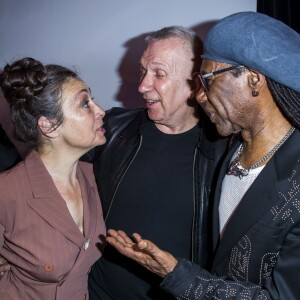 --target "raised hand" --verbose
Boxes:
[106,229,178,278]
